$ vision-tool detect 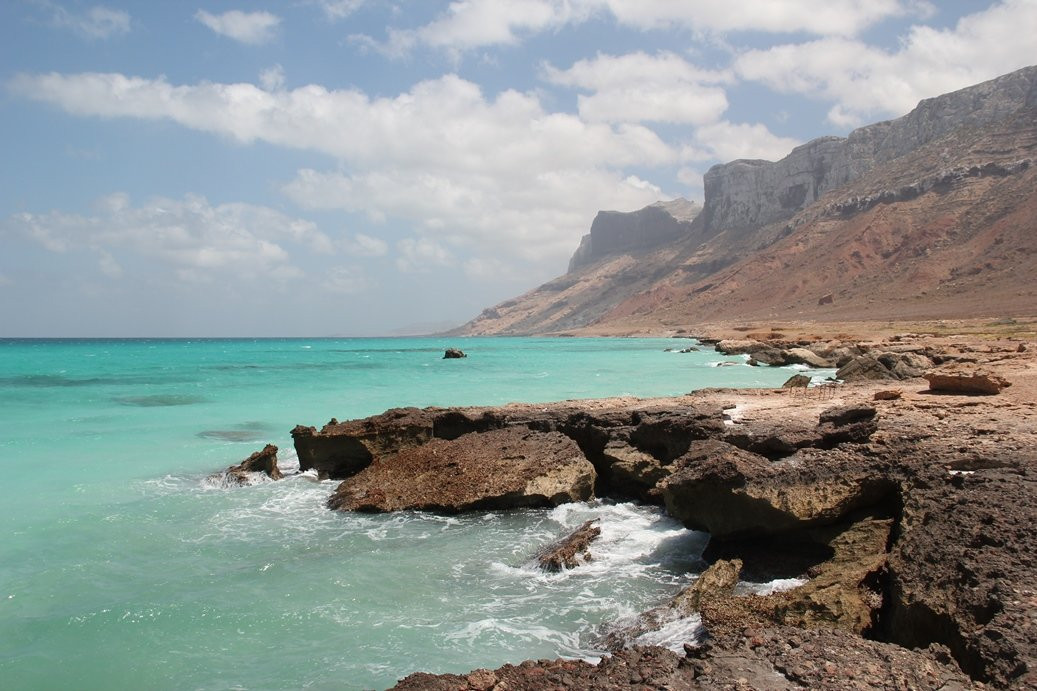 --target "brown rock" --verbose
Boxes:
[874,389,902,400]
[782,374,811,389]
[924,370,1011,395]
[534,519,601,572]
[216,444,282,485]
[443,347,467,359]
[327,427,595,513]
[672,559,743,615]
[661,442,895,539]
